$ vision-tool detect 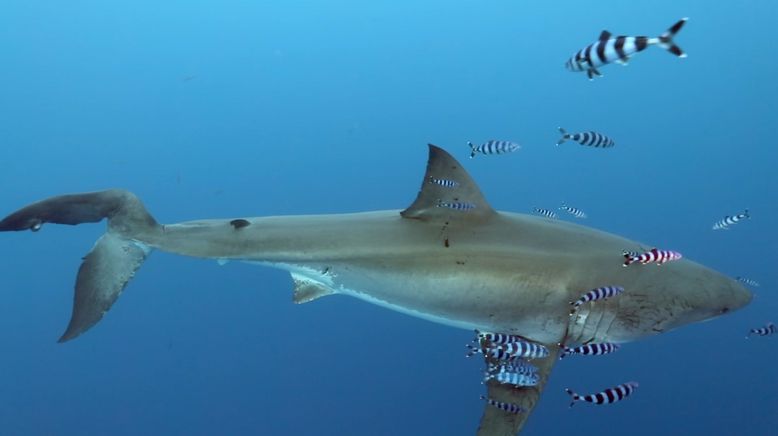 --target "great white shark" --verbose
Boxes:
[0,145,751,434]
